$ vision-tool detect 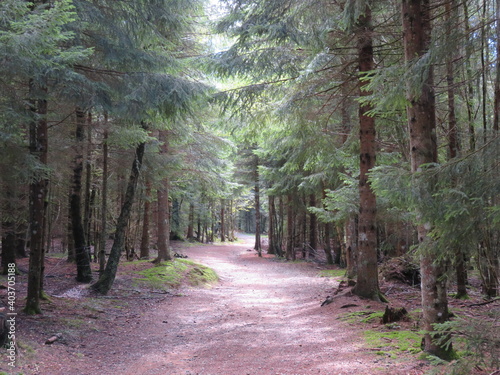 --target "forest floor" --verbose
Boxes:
[1,234,498,375]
